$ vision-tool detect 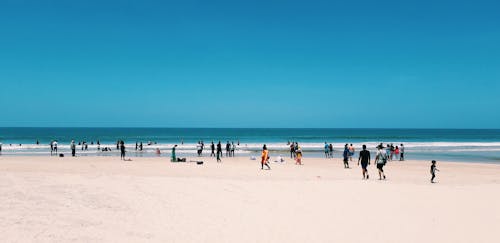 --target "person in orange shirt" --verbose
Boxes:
[295,146,303,165]
[261,144,271,170]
